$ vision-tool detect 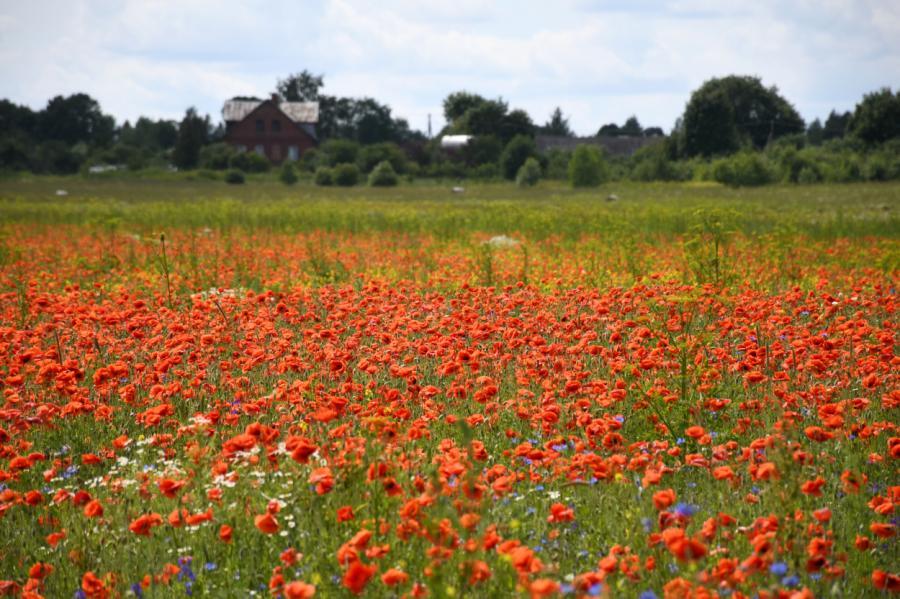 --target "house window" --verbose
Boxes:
[254,145,265,156]
[256,119,264,133]
[271,119,281,133]
[236,144,247,153]
[272,144,282,161]
[287,145,299,161]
